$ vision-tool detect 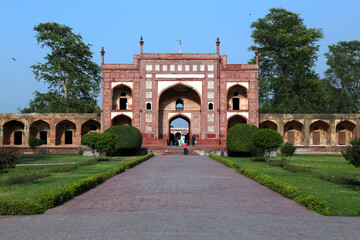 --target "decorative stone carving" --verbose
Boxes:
[146,81,152,89]
[146,92,152,98]
[146,65,152,71]
[208,65,214,71]
[208,92,214,99]
[208,81,214,89]
[162,65,168,71]
[185,65,190,71]
[145,114,152,122]
[208,114,214,122]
